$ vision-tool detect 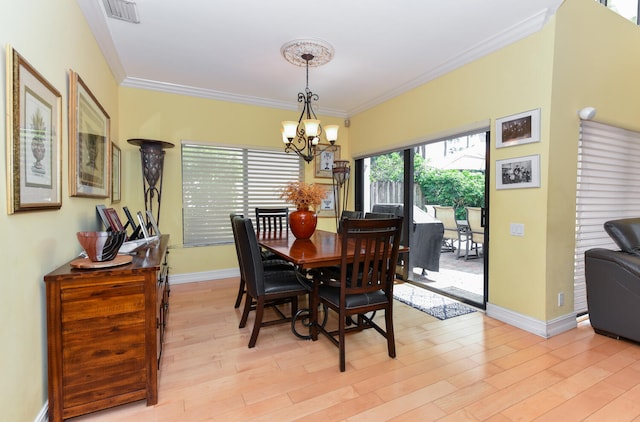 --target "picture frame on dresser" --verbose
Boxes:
[5,45,63,213]
[69,69,111,198]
